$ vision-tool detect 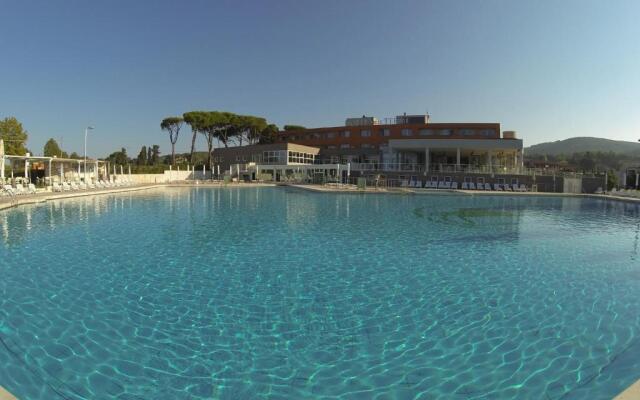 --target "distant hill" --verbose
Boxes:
[526,137,640,156]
